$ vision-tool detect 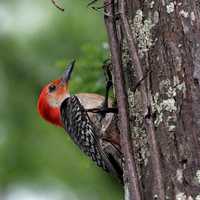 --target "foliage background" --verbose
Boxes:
[0,0,123,199]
